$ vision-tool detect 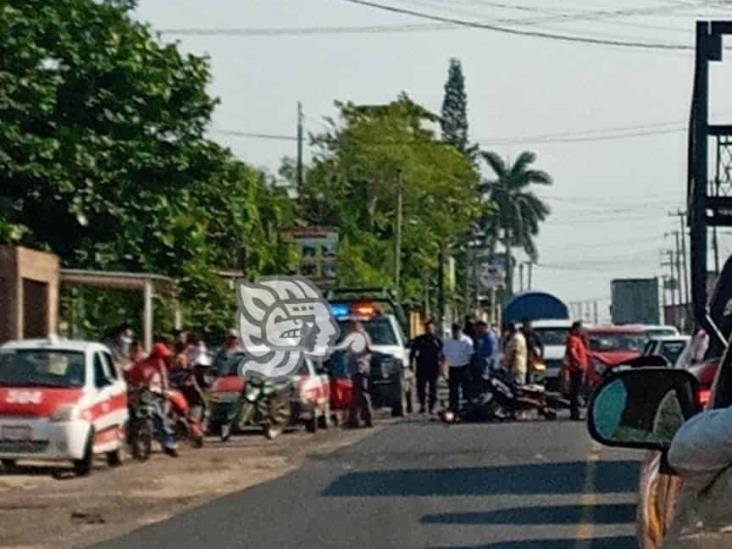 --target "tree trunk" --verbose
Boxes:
[504,235,513,297]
